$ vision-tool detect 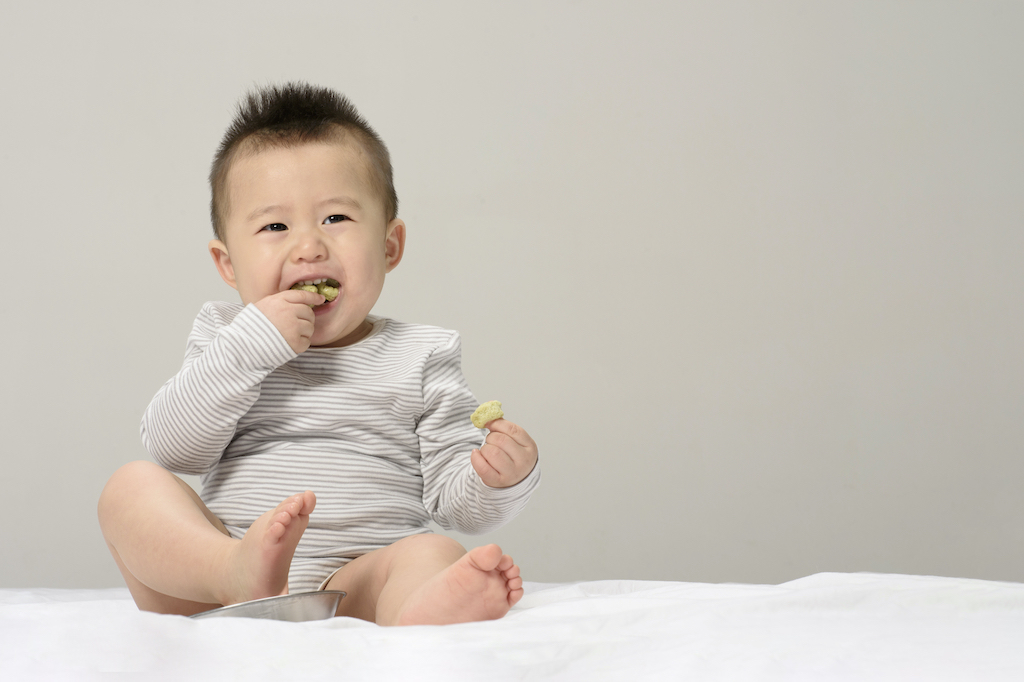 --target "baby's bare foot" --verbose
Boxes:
[396,544,523,626]
[220,492,315,605]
